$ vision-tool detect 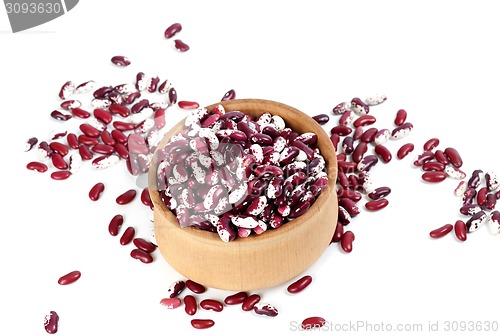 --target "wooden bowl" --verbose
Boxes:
[148,99,338,291]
